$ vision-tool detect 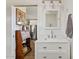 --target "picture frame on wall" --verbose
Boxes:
[16,8,26,25]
